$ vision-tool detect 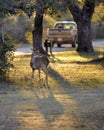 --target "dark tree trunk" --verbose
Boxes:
[66,0,95,52]
[33,9,46,54]
[76,17,93,52]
